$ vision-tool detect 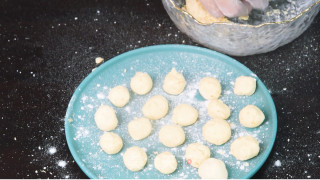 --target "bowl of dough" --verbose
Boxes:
[162,0,320,56]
